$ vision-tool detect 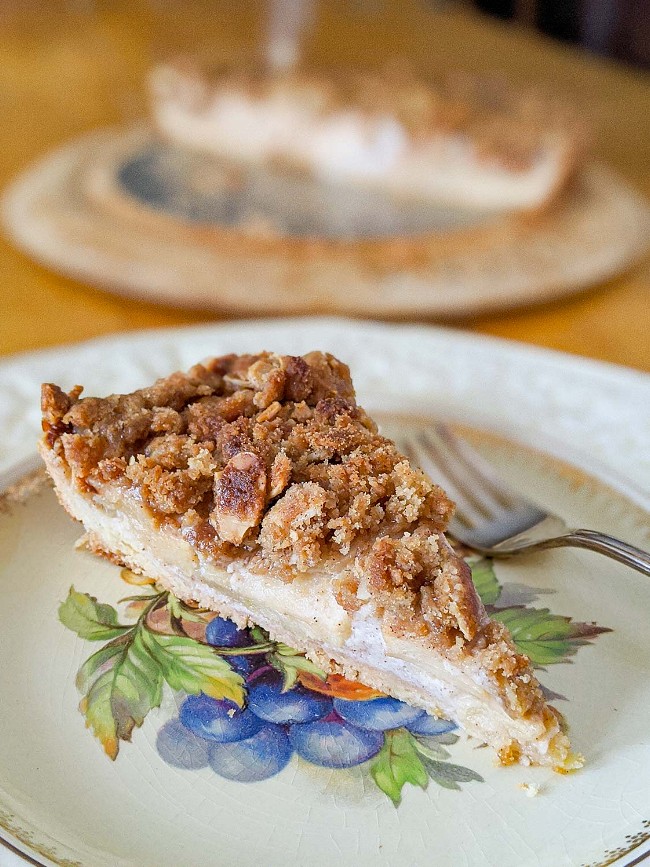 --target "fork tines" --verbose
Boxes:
[398,424,542,531]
